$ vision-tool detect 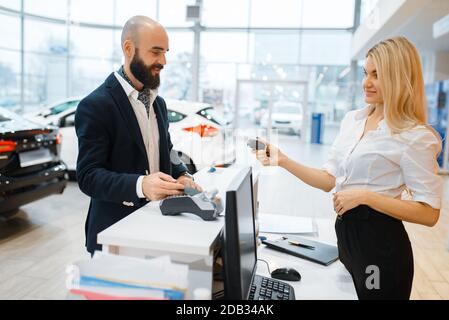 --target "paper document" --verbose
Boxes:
[66,253,188,300]
[259,213,315,234]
